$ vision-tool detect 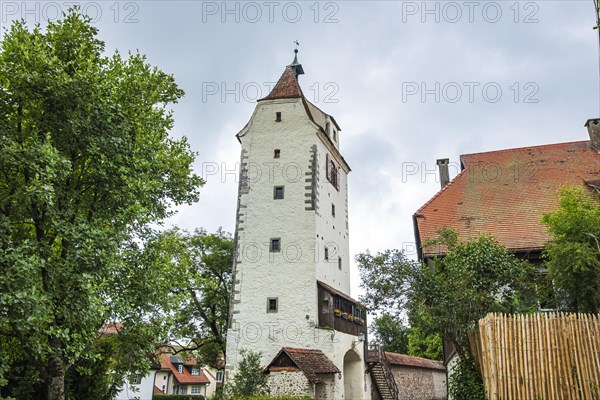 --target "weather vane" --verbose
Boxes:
[294,40,300,51]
